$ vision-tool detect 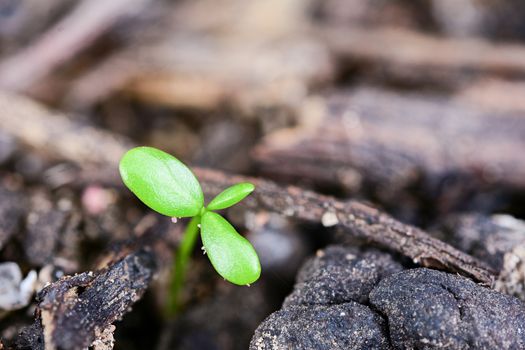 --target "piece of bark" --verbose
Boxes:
[455,78,525,113]
[15,322,43,350]
[319,25,525,86]
[0,91,133,169]
[253,88,525,216]
[0,91,495,285]
[15,249,156,350]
